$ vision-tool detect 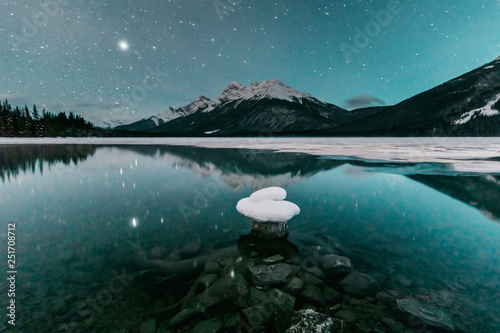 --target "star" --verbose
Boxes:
[118,40,130,51]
